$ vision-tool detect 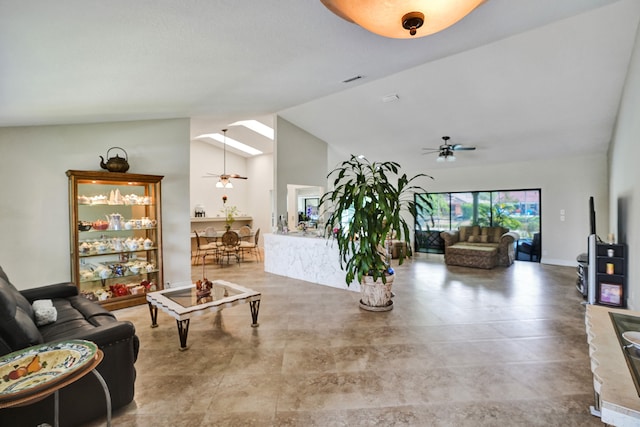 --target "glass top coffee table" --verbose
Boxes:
[146,279,261,350]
